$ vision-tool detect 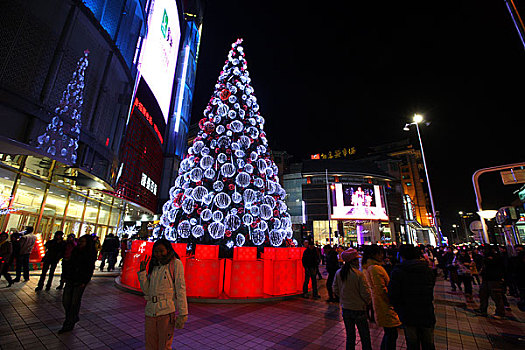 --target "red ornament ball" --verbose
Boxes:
[225,230,232,237]
[228,184,235,190]
[219,89,231,101]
